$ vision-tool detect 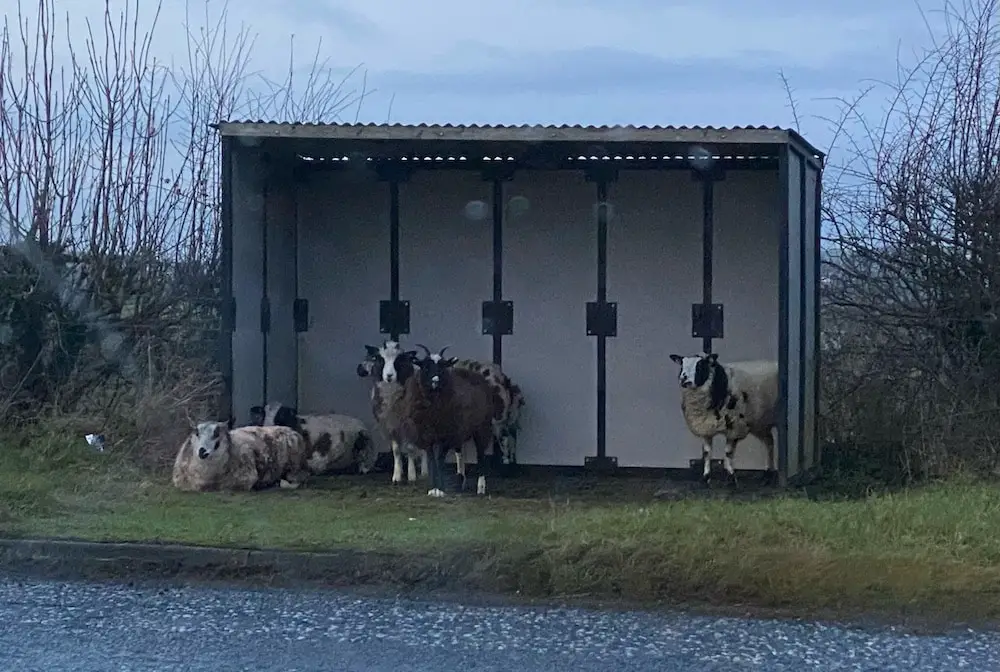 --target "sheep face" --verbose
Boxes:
[249,405,265,426]
[193,421,229,460]
[669,352,719,389]
[413,351,458,392]
[361,341,417,384]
